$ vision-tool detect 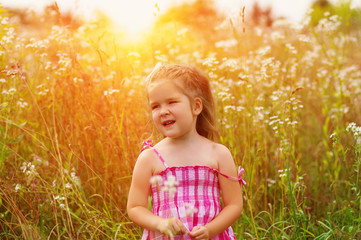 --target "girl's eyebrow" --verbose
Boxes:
[150,96,180,105]
[149,101,158,107]
[167,96,179,101]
